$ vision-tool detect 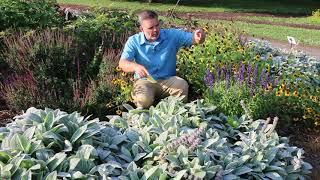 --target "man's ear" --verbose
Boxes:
[139,26,143,32]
